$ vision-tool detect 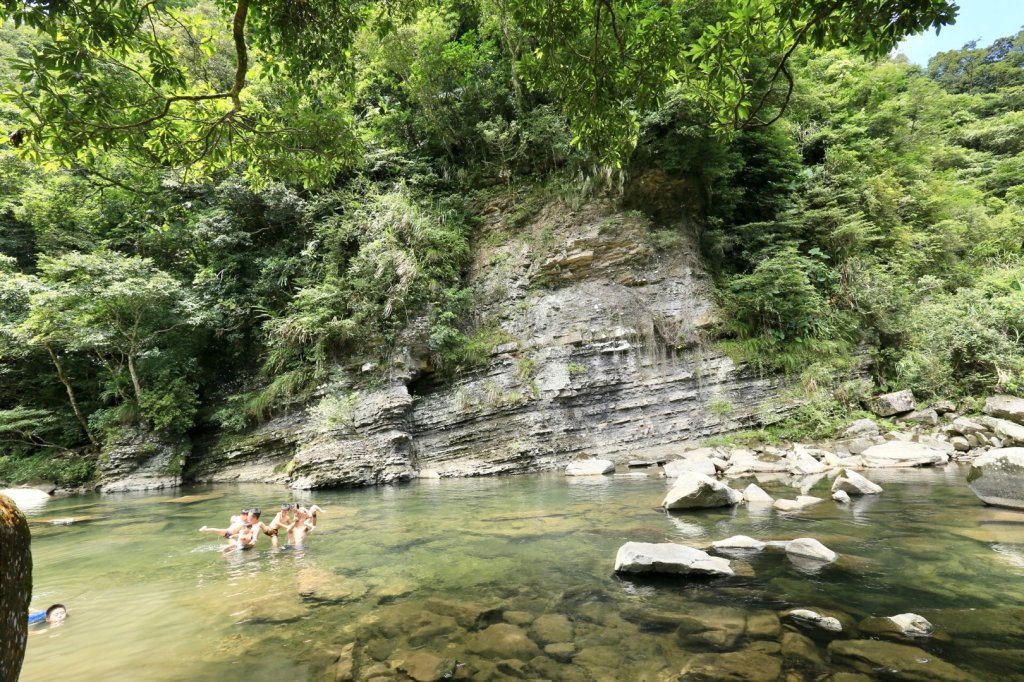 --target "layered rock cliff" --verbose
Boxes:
[178,188,791,491]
